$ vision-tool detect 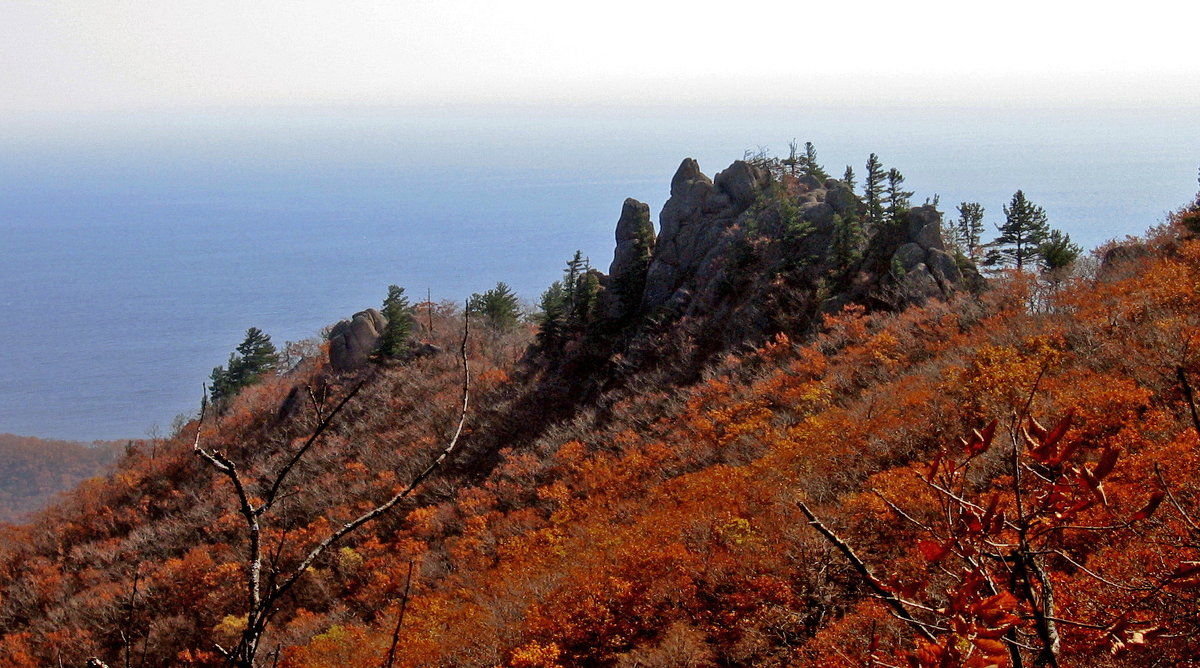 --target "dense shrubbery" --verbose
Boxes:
[1,178,1199,666]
